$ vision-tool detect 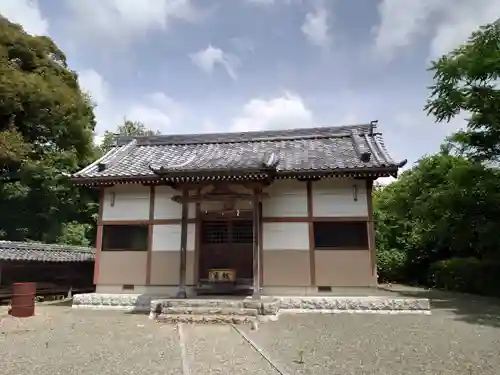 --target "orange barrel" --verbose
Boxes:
[9,282,36,318]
